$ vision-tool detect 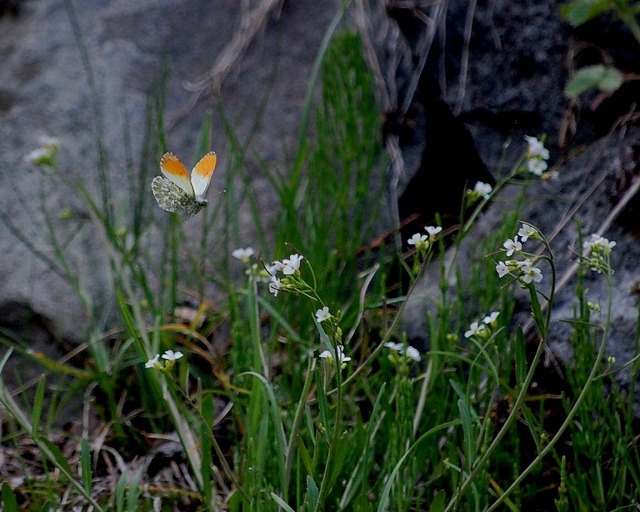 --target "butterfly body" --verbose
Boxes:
[152,151,217,220]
